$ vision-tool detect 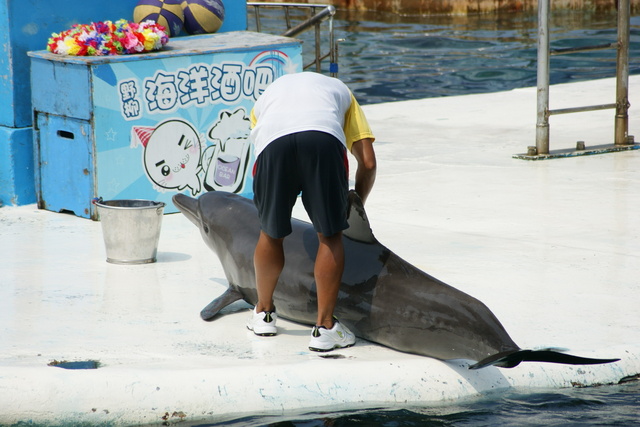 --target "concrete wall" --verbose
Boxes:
[0,0,247,207]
